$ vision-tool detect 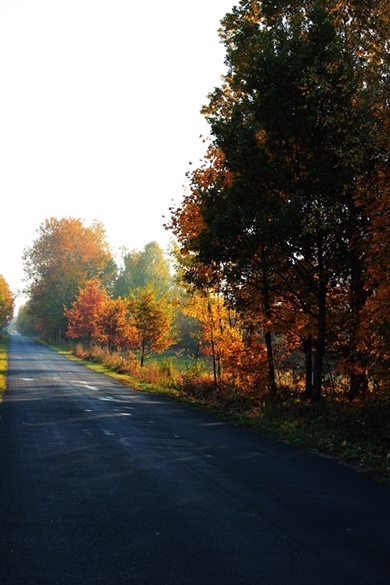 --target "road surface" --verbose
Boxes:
[0,335,389,584]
